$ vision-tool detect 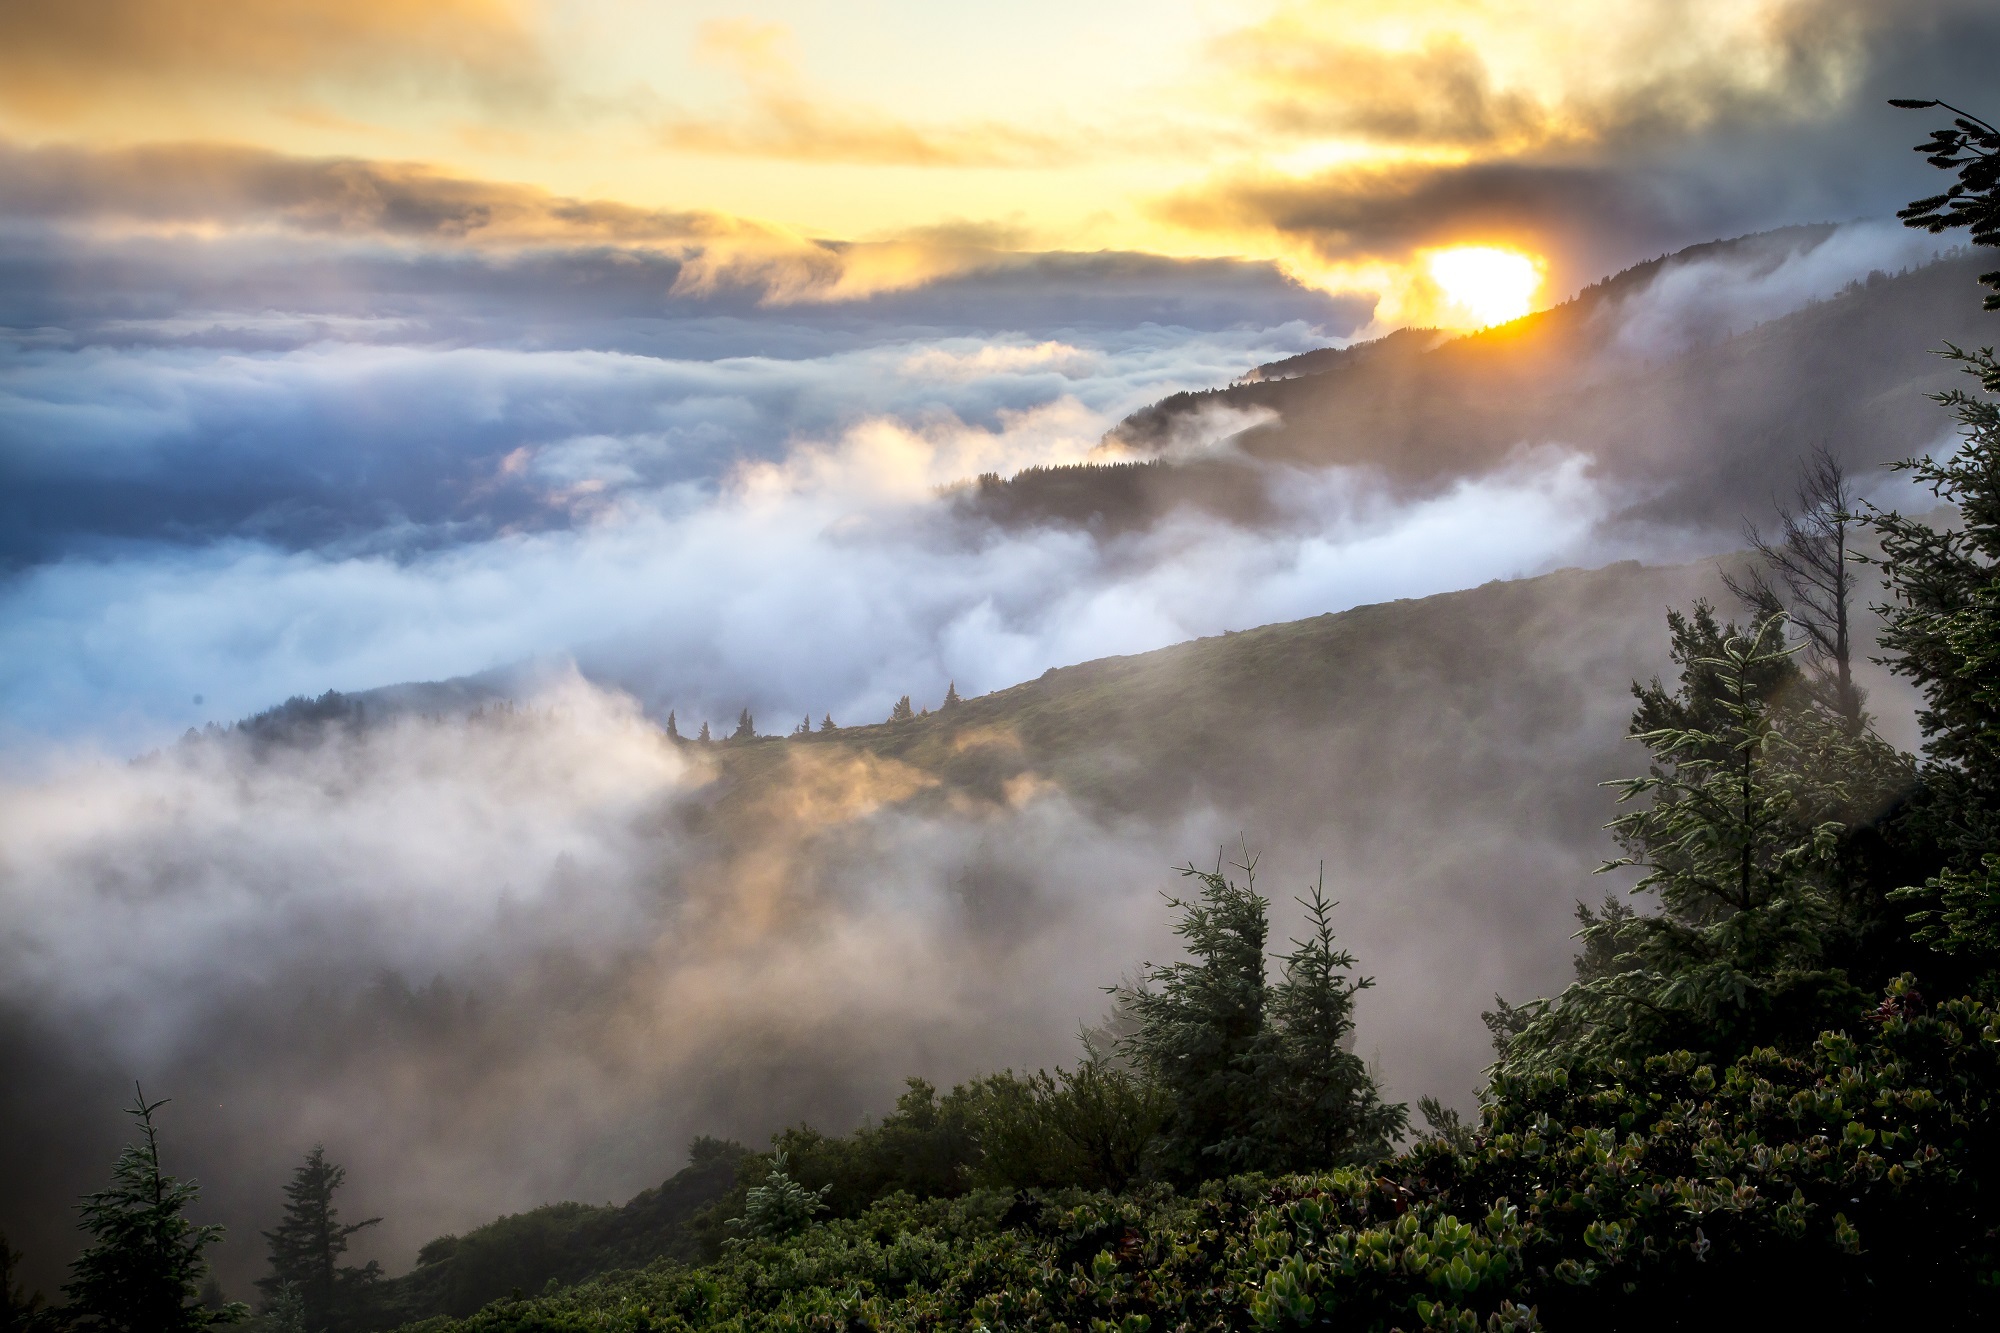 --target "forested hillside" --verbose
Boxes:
[965,232,1991,533]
